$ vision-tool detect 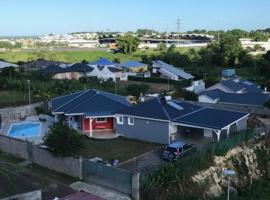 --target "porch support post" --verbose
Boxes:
[215,130,221,142]
[89,118,93,138]
[68,116,71,127]
[226,126,230,138]
[236,121,239,132]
